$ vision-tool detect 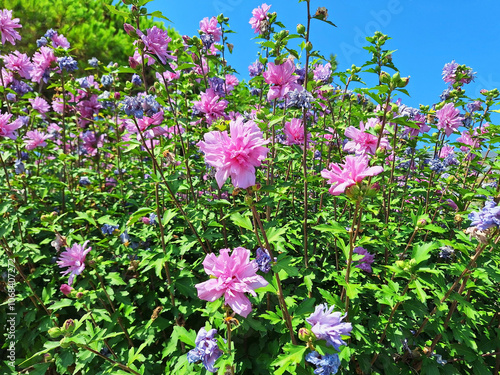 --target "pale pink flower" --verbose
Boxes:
[129,48,154,69]
[405,113,430,138]
[29,97,51,114]
[321,154,384,196]
[24,130,51,150]
[0,67,13,87]
[81,131,104,156]
[3,51,32,79]
[344,120,390,155]
[195,247,268,317]
[439,145,455,159]
[263,59,302,101]
[192,55,209,76]
[284,118,311,146]
[199,17,222,42]
[57,241,91,286]
[197,117,269,189]
[193,88,228,125]
[137,26,172,65]
[0,113,23,139]
[249,3,271,34]
[0,9,22,45]
[436,103,463,137]
[156,63,180,83]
